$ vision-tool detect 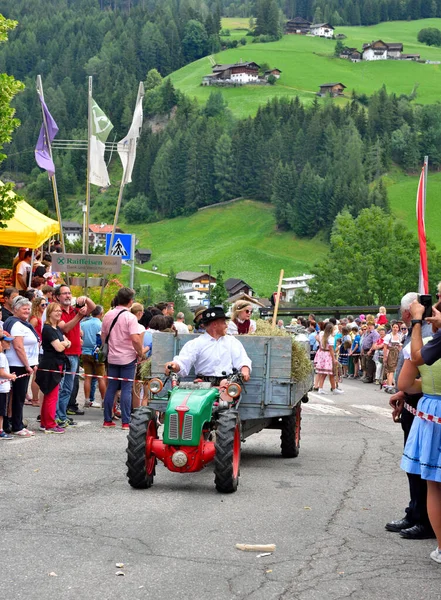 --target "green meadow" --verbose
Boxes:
[385,168,441,251]
[170,19,441,118]
[127,200,328,295]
